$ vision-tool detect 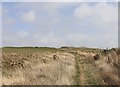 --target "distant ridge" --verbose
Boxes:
[2,46,56,49]
[60,46,87,49]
